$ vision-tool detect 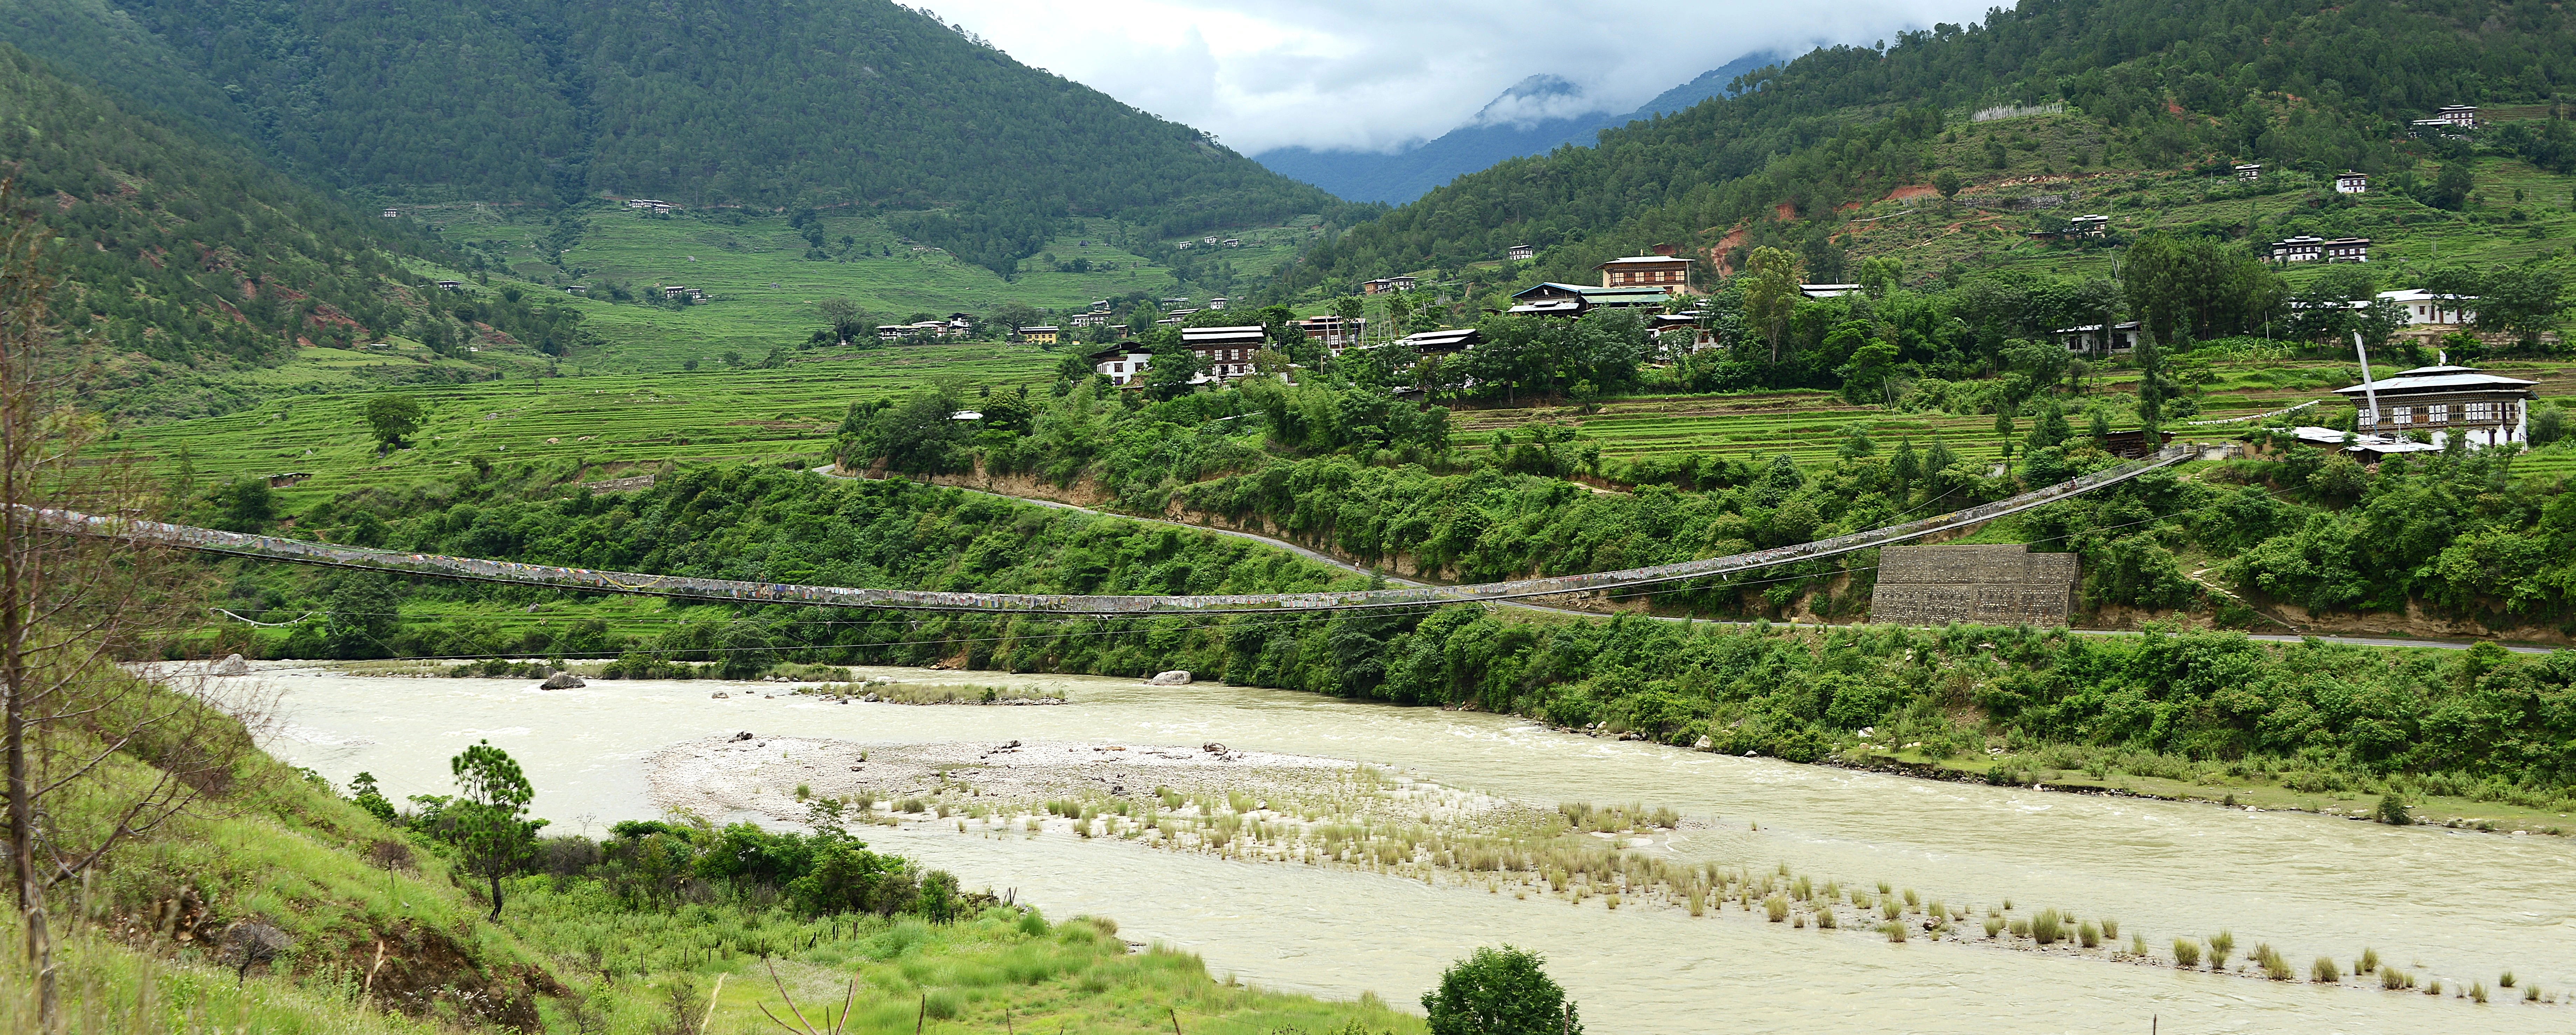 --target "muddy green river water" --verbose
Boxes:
[253,663,2574,1034]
